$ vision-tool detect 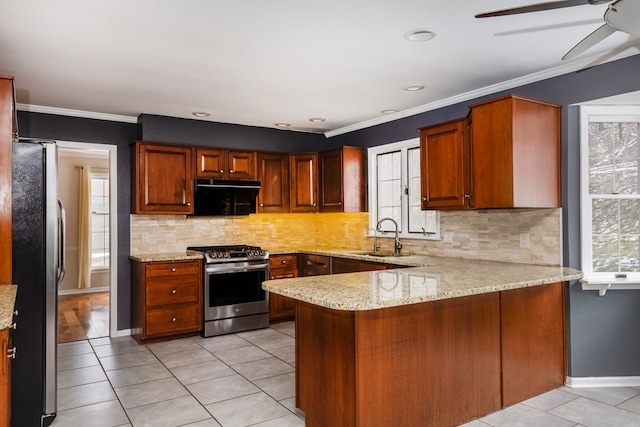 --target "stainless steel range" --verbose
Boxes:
[187,245,269,337]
